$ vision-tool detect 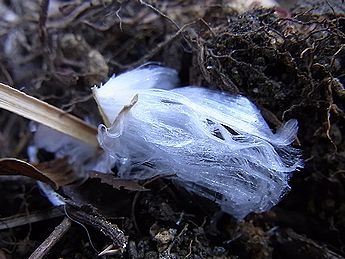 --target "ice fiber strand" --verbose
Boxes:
[92,66,178,125]
[94,66,303,218]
